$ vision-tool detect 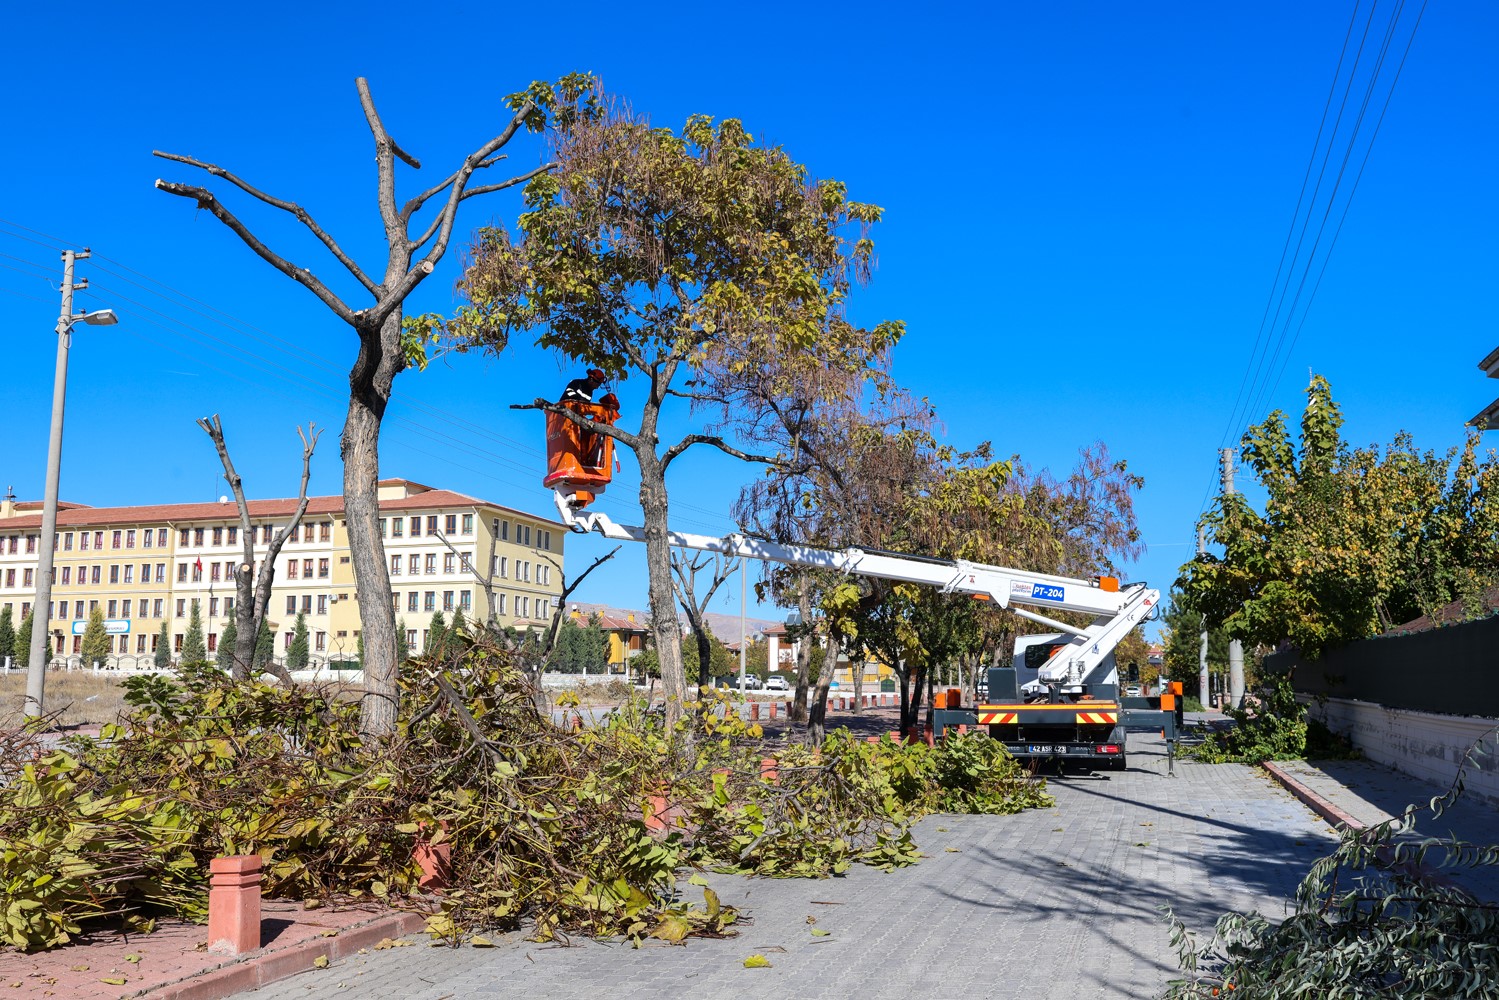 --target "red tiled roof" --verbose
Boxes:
[0,489,563,531]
